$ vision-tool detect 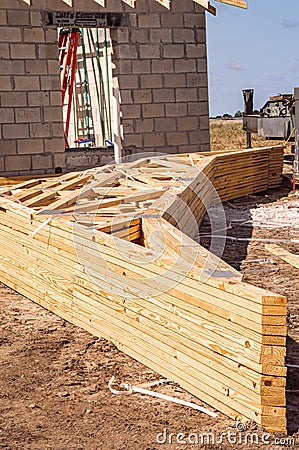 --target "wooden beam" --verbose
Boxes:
[207,3,217,15]
[193,0,217,15]
[216,0,247,9]
[20,0,246,12]
[93,0,107,6]
[265,244,299,270]
[154,0,171,9]
[20,0,247,10]
[193,0,210,8]
[121,0,136,7]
